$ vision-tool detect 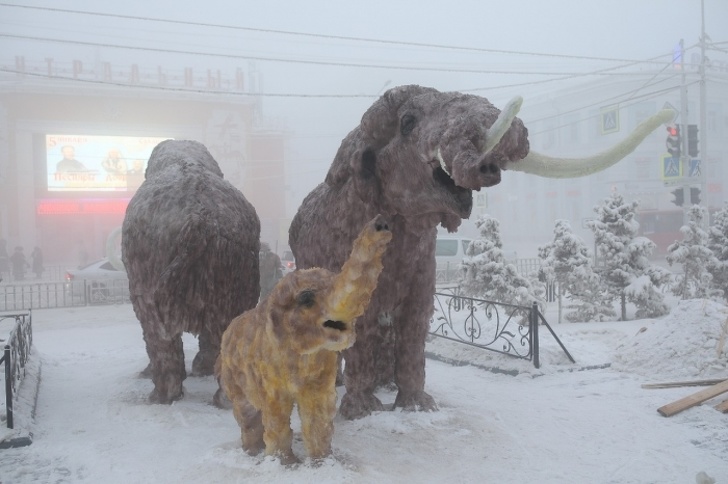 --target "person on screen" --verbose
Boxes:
[56,145,88,172]
[126,158,146,190]
[101,148,128,174]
